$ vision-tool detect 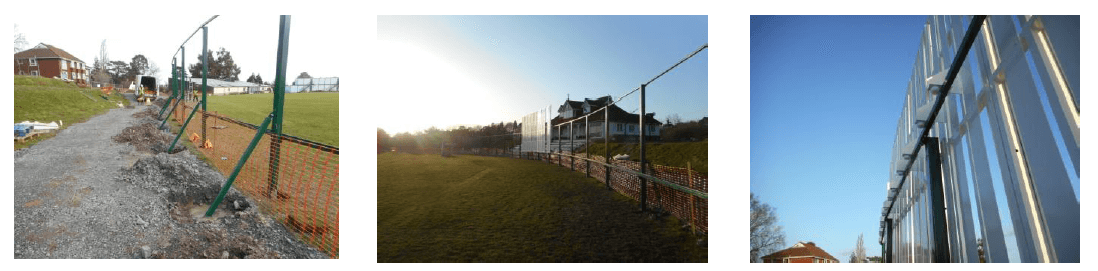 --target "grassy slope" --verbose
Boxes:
[13,76,131,149]
[203,92,338,147]
[377,152,706,262]
[581,141,708,174]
